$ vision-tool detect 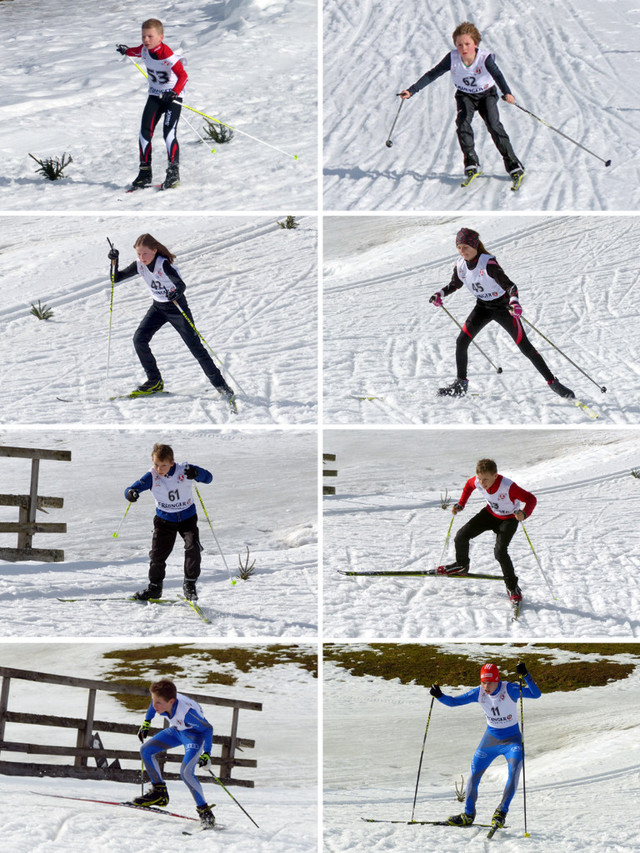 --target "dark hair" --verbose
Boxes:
[452,22,482,45]
[476,458,498,475]
[152,443,174,463]
[150,679,177,700]
[134,234,176,263]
